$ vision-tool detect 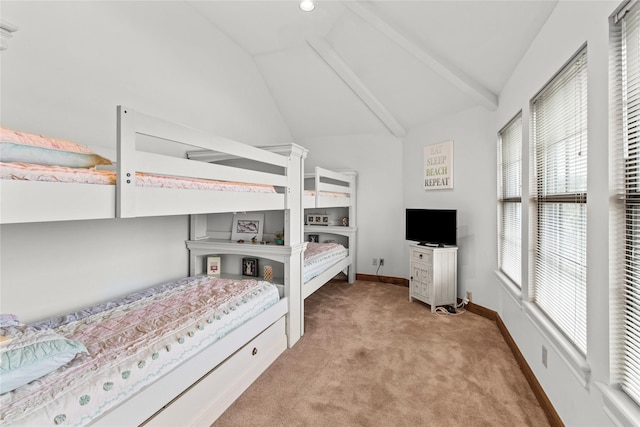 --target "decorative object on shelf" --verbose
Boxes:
[308,234,319,243]
[274,231,284,245]
[424,139,453,190]
[251,236,258,244]
[231,213,264,242]
[307,214,329,225]
[206,256,221,276]
[242,257,259,277]
[342,217,349,226]
[263,265,273,282]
